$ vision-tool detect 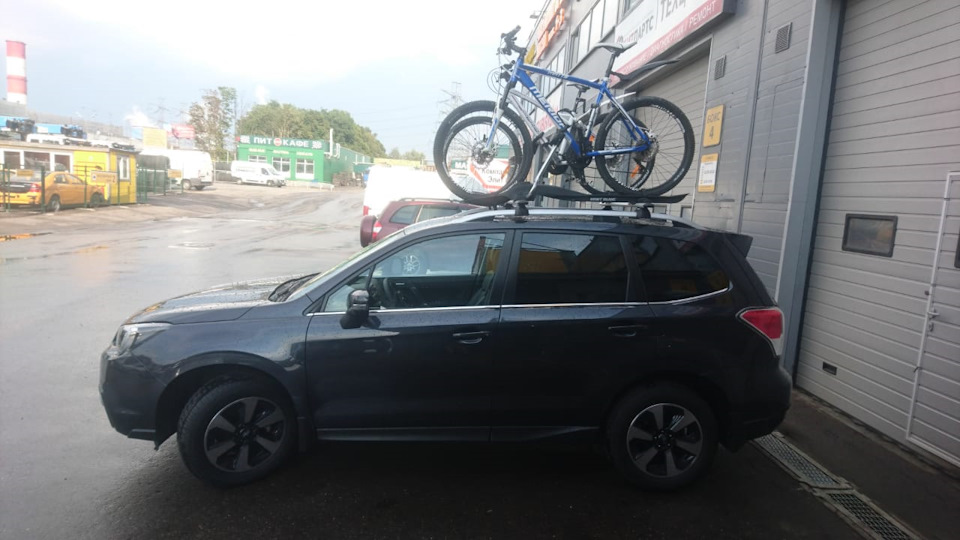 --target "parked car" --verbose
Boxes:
[230,161,286,187]
[360,198,477,246]
[1,170,106,211]
[99,207,790,489]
